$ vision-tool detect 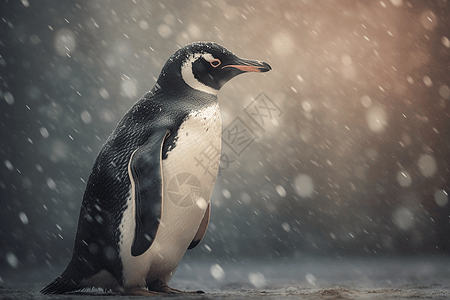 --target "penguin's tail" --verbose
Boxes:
[40,276,81,295]
[40,261,84,294]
